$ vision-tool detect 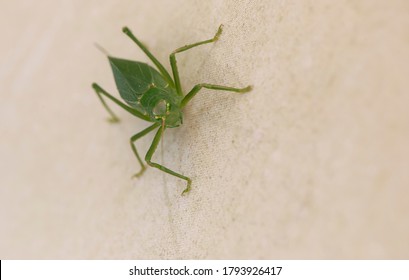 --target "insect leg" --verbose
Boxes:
[122,27,174,88]
[92,83,151,122]
[181,83,252,108]
[170,24,224,96]
[130,123,160,178]
[145,124,192,195]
